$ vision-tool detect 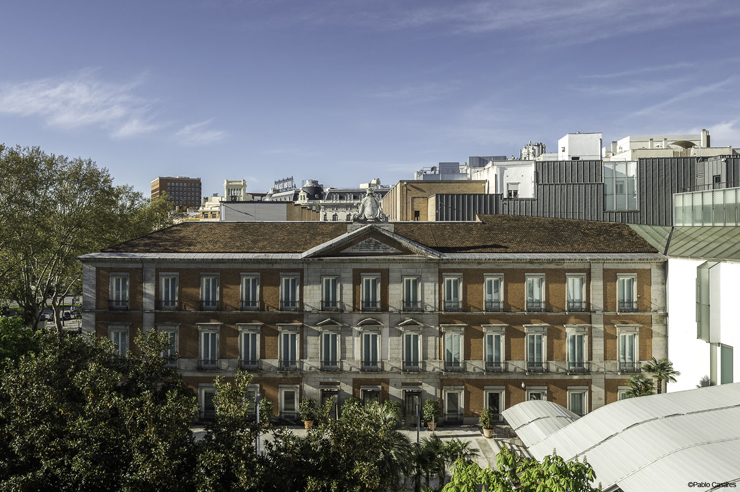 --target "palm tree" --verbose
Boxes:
[697,375,715,388]
[625,374,654,398]
[642,357,680,394]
